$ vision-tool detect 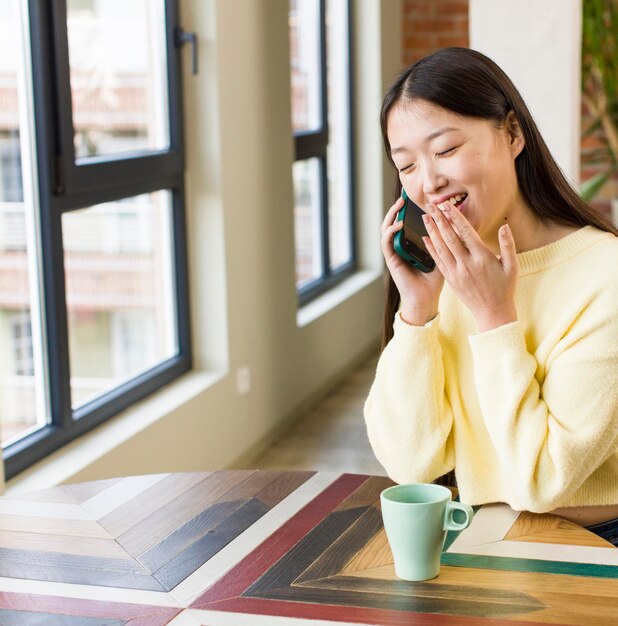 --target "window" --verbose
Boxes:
[289,0,355,304]
[0,0,191,478]
[10,312,33,377]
